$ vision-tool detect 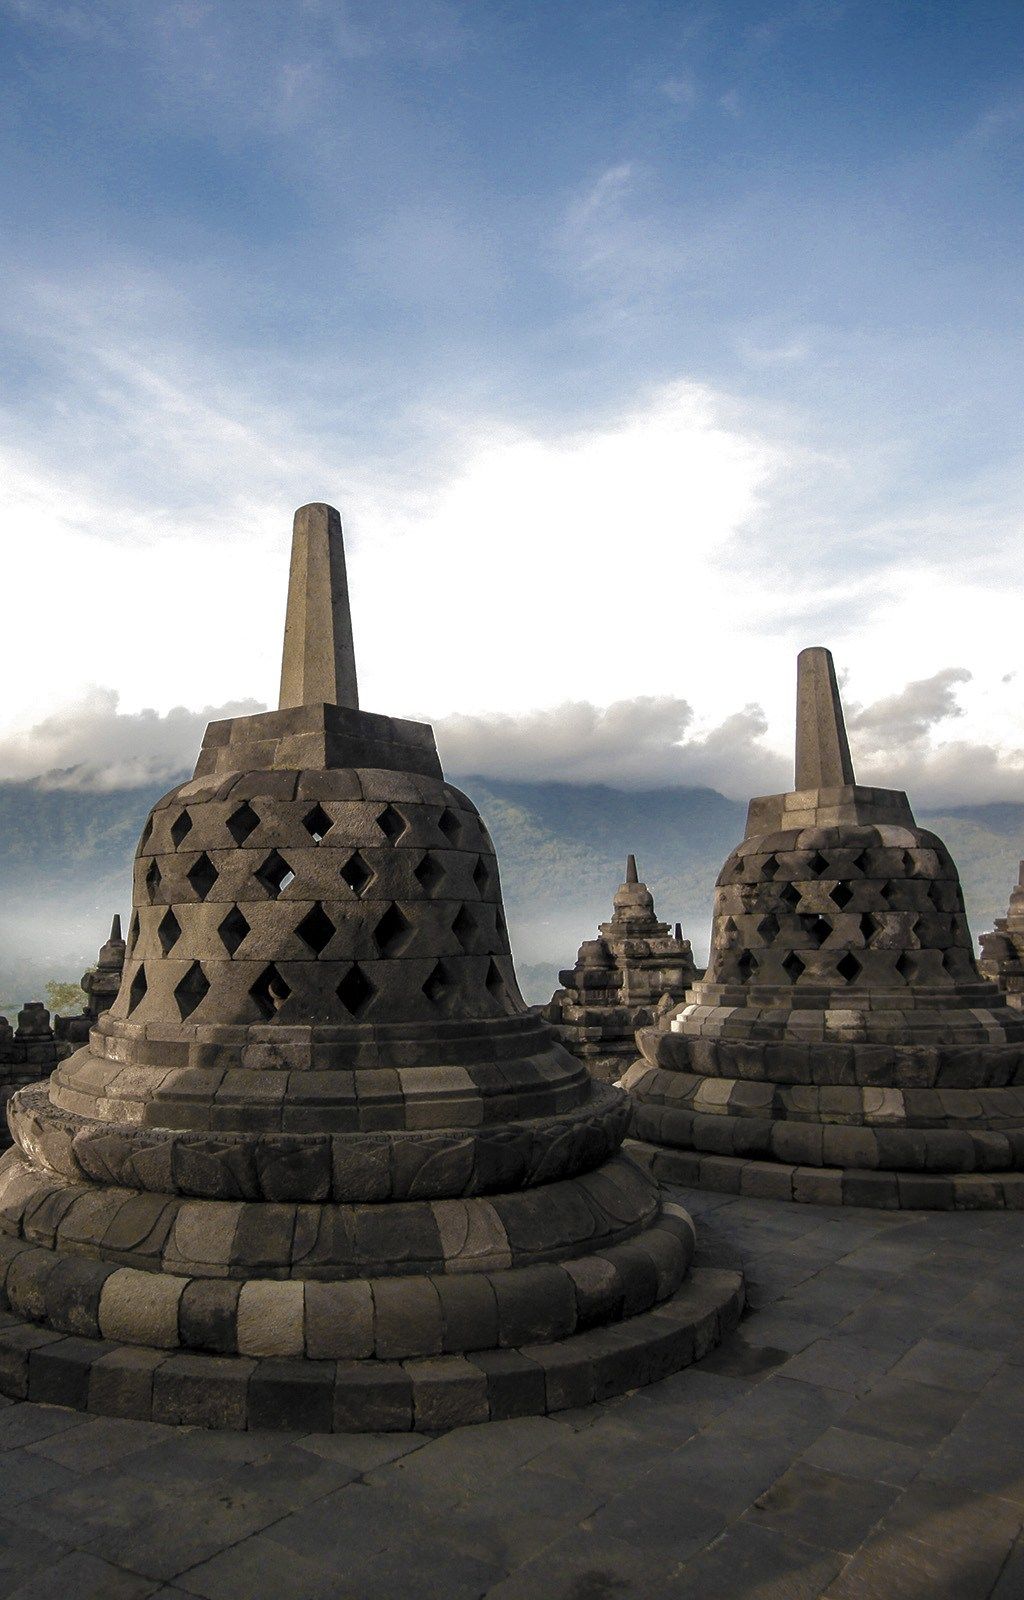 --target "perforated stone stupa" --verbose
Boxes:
[0,503,740,1430]
[624,647,1024,1209]
[542,857,699,1084]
